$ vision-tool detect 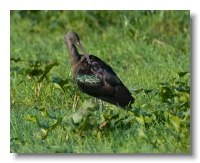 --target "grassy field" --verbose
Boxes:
[10,10,190,153]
